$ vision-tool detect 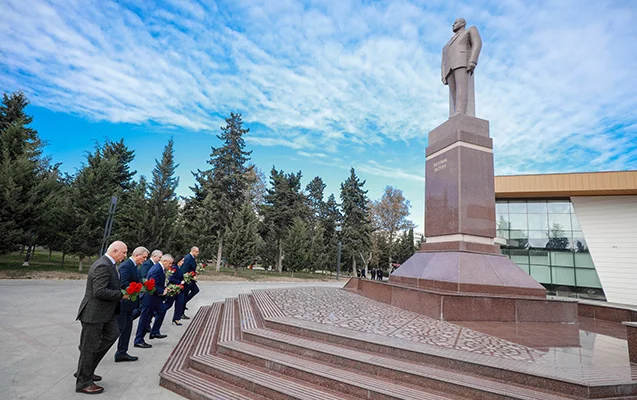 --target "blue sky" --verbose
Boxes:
[1,0,637,234]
